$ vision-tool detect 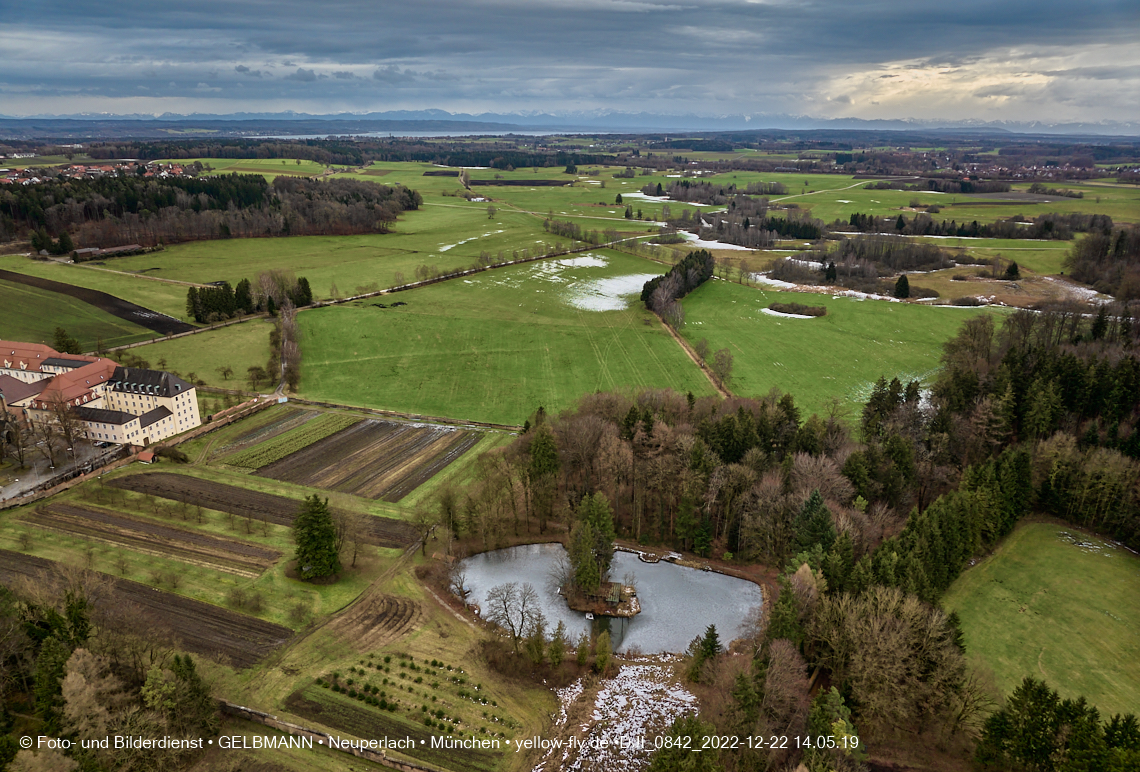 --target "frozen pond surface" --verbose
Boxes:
[459,543,763,653]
